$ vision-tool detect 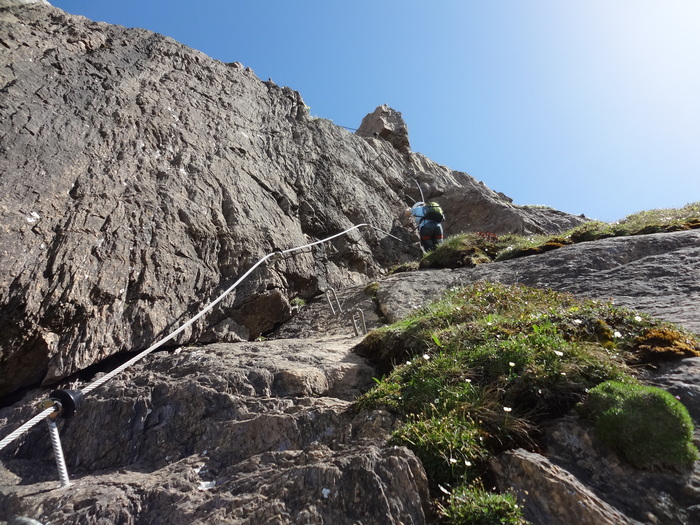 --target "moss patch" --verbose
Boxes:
[419,233,499,269]
[632,327,700,361]
[388,261,419,274]
[579,381,698,470]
